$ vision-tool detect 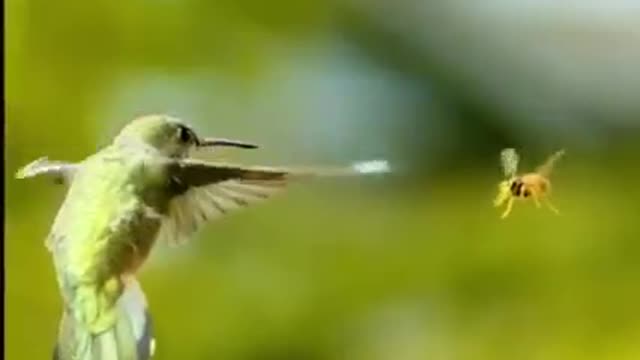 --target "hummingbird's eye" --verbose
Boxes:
[178,126,193,143]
